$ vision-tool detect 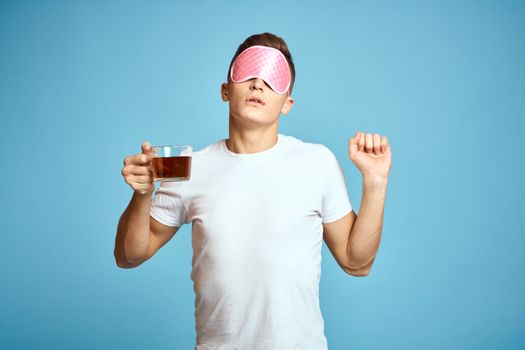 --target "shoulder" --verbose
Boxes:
[280,134,335,158]
[190,139,223,158]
